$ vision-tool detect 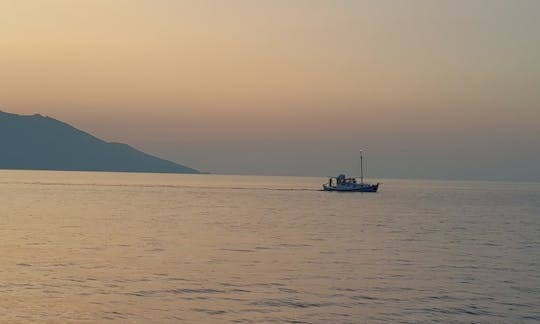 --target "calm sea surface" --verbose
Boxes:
[0,170,539,323]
